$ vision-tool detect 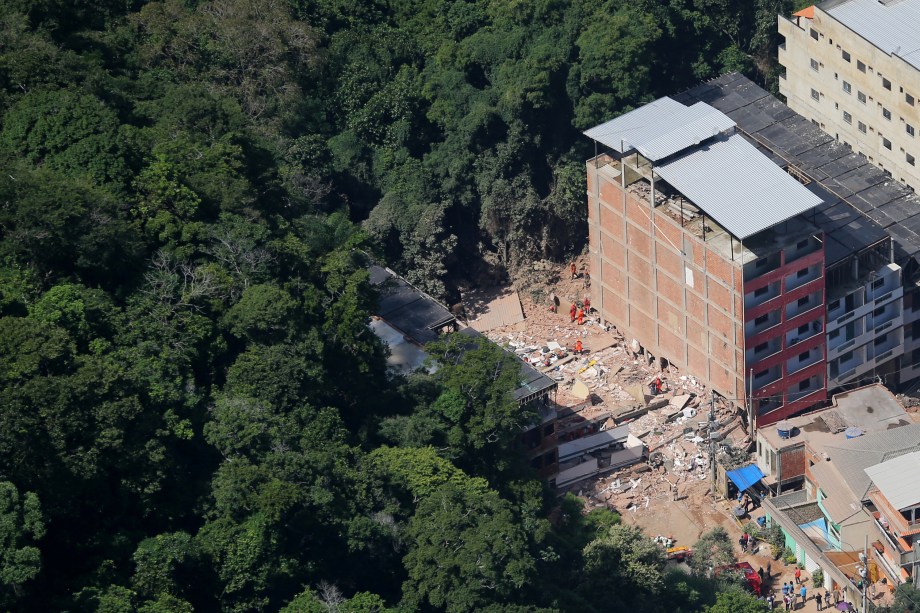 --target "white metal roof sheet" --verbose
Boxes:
[556,458,599,487]
[584,98,735,161]
[864,449,920,511]
[557,424,630,460]
[655,133,824,239]
[823,0,920,72]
